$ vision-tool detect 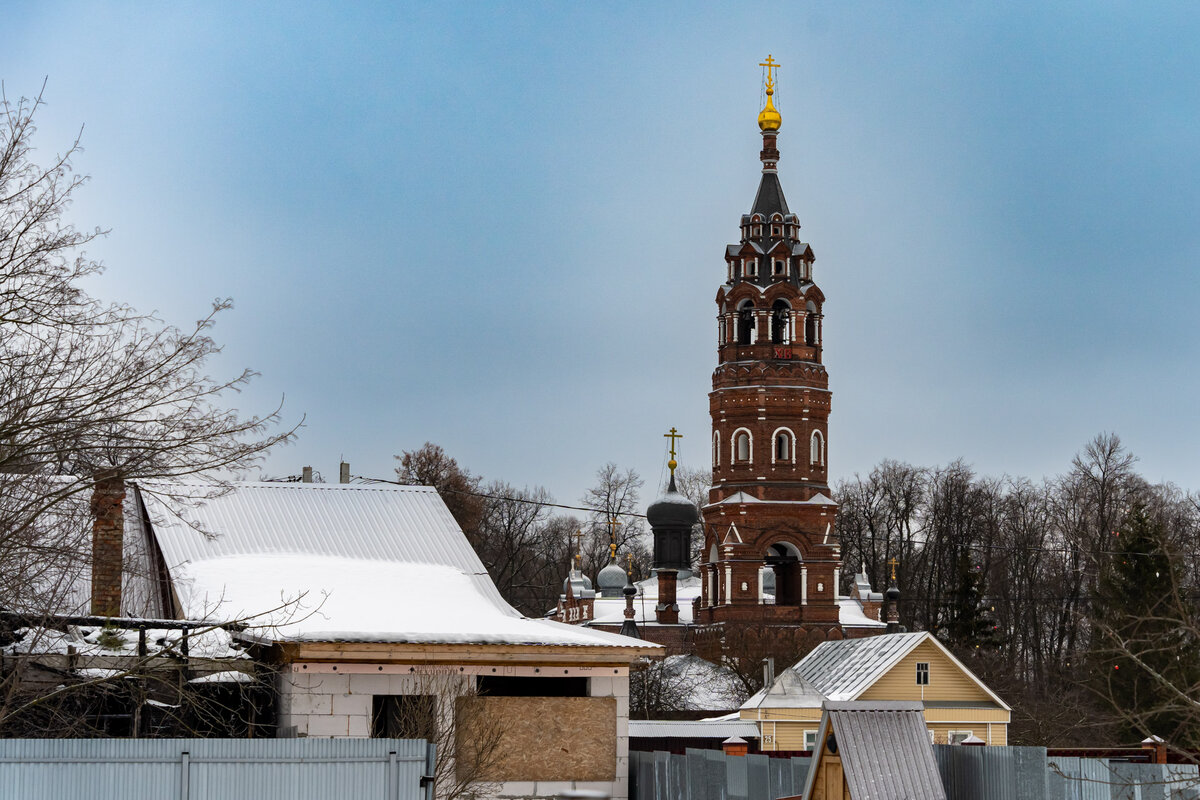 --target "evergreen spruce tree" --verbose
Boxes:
[1091,503,1200,747]
[944,551,1002,651]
